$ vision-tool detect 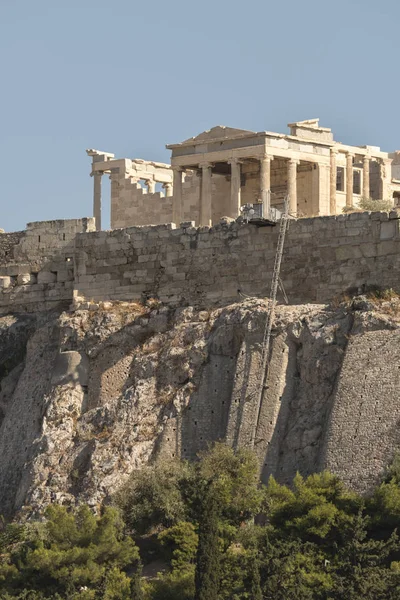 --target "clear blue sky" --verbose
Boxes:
[1,0,399,232]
